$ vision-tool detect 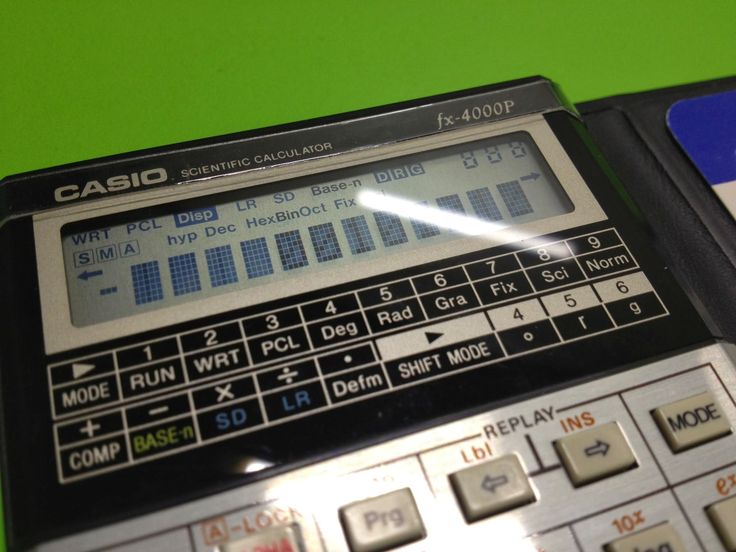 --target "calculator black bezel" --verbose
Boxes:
[0,80,715,551]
